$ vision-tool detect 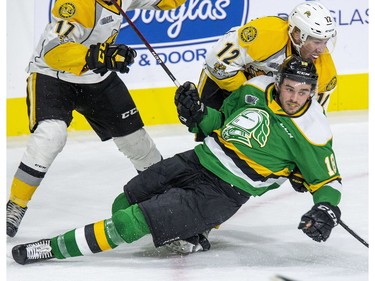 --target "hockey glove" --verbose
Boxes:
[288,168,308,193]
[85,43,137,76]
[175,81,207,129]
[298,202,341,242]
